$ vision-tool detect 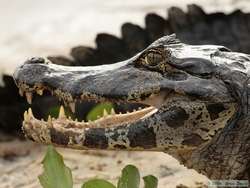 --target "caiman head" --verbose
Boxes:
[13,34,241,158]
